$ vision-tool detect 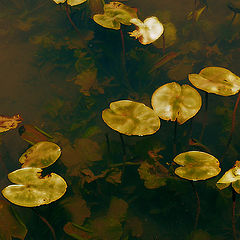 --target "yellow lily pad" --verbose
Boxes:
[52,0,87,6]
[93,2,137,30]
[217,161,240,193]
[173,151,221,181]
[2,167,67,207]
[19,141,61,168]
[151,82,202,124]
[129,17,164,45]
[188,67,240,96]
[0,114,22,133]
[102,100,160,136]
